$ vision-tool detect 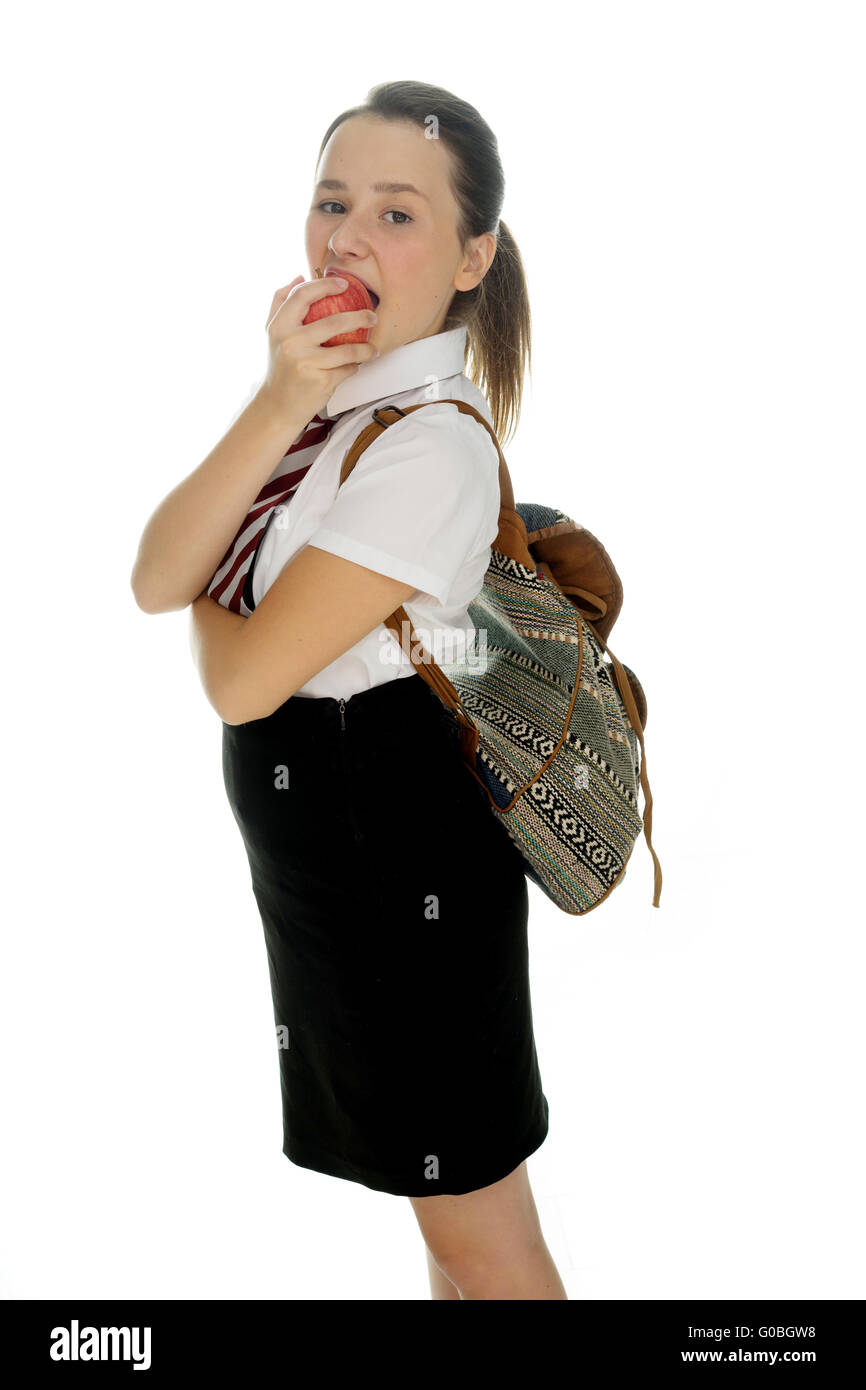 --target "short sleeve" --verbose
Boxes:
[306,406,499,604]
